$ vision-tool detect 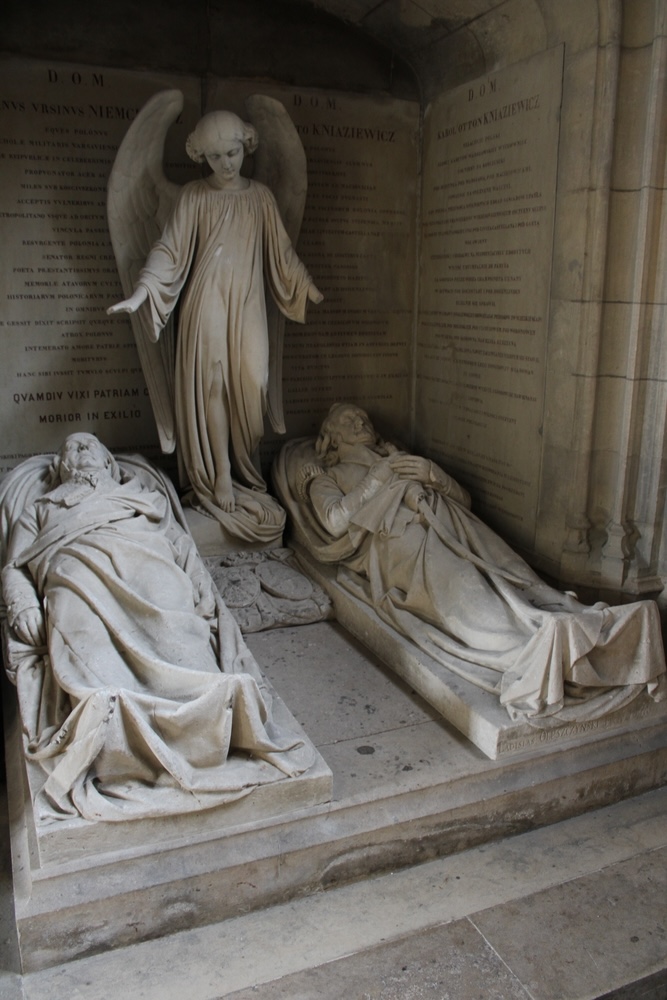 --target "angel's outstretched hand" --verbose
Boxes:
[308,284,324,305]
[107,285,149,317]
